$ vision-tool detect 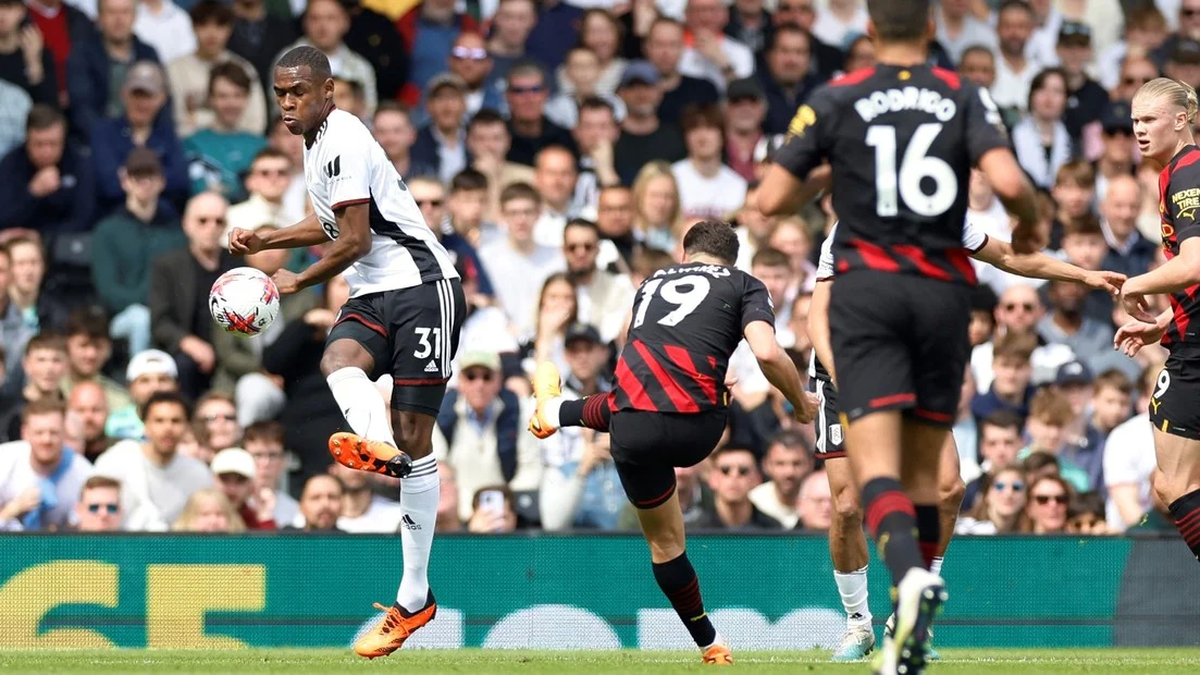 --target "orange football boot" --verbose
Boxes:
[702,644,733,665]
[328,432,412,477]
[527,361,562,440]
[354,595,438,659]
